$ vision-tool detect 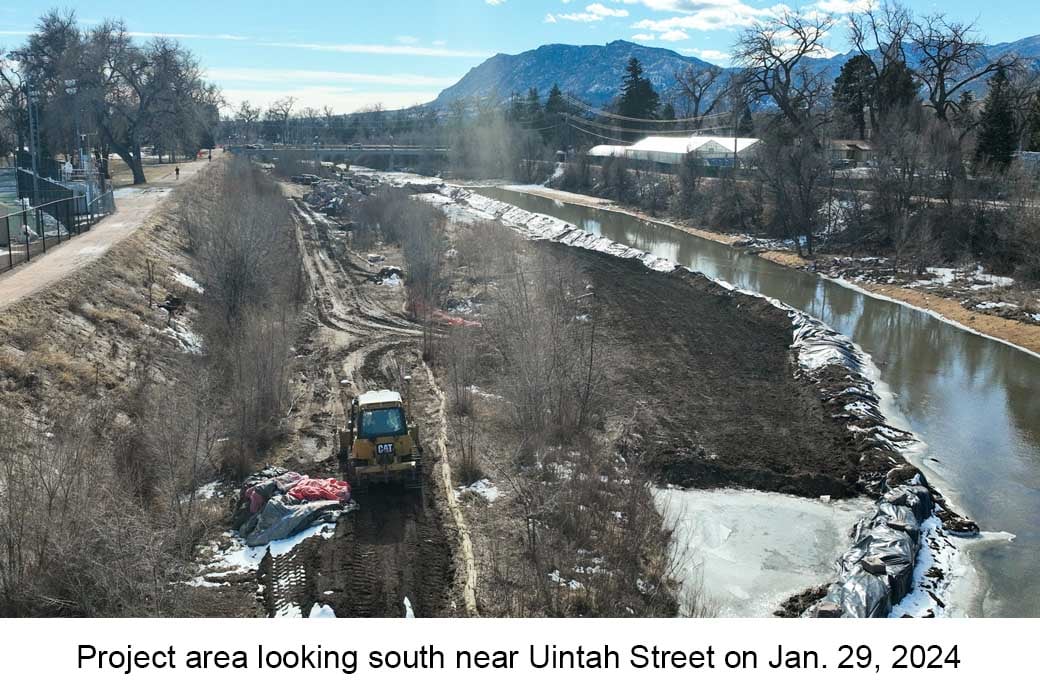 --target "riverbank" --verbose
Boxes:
[364,171,980,617]
[499,184,1040,358]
